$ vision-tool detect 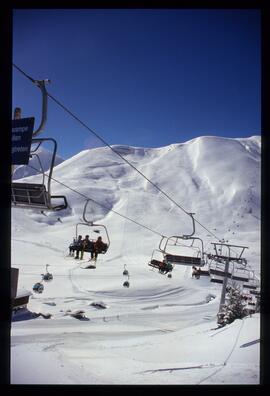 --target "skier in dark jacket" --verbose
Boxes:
[158,260,173,274]
[80,235,94,260]
[192,266,200,279]
[71,235,83,259]
[69,238,76,256]
[89,236,107,261]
